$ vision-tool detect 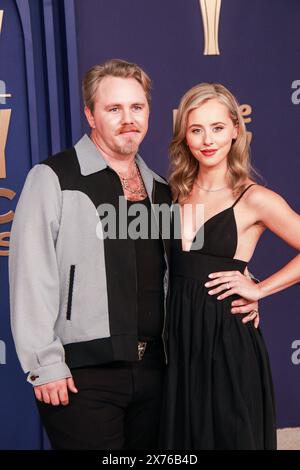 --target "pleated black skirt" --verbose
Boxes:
[160,251,277,450]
